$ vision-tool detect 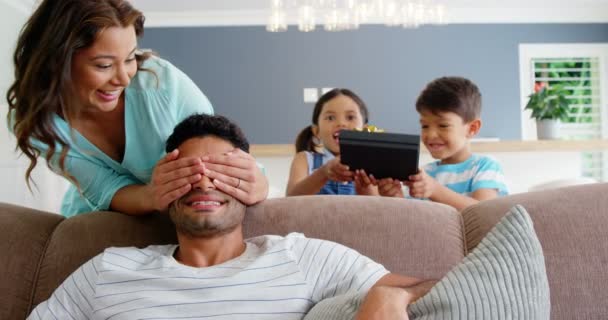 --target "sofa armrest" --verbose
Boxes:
[0,203,64,320]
